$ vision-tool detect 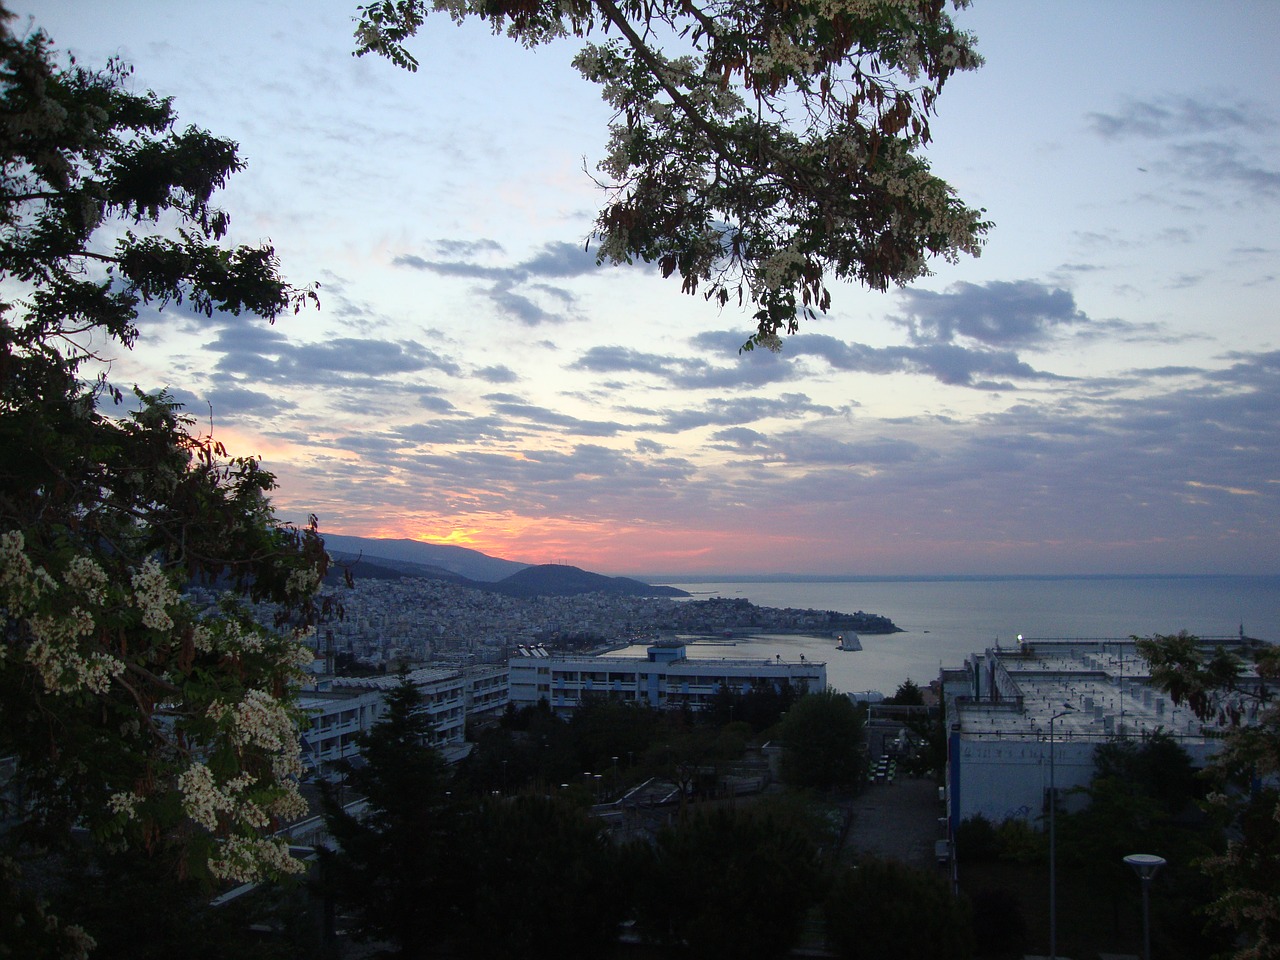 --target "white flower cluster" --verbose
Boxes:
[1,532,128,692]
[62,925,97,960]
[178,763,234,832]
[210,688,292,752]
[752,247,809,295]
[812,0,921,18]
[108,790,143,821]
[0,529,55,617]
[209,835,305,884]
[179,761,301,830]
[754,26,821,79]
[131,557,179,631]
[284,565,321,599]
[178,758,308,881]
[26,634,124,695]
[200,616,265,655]
[283,633,318,671]
[755,333,785,353]
[209,688,305,781]
[65,555,108,605]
